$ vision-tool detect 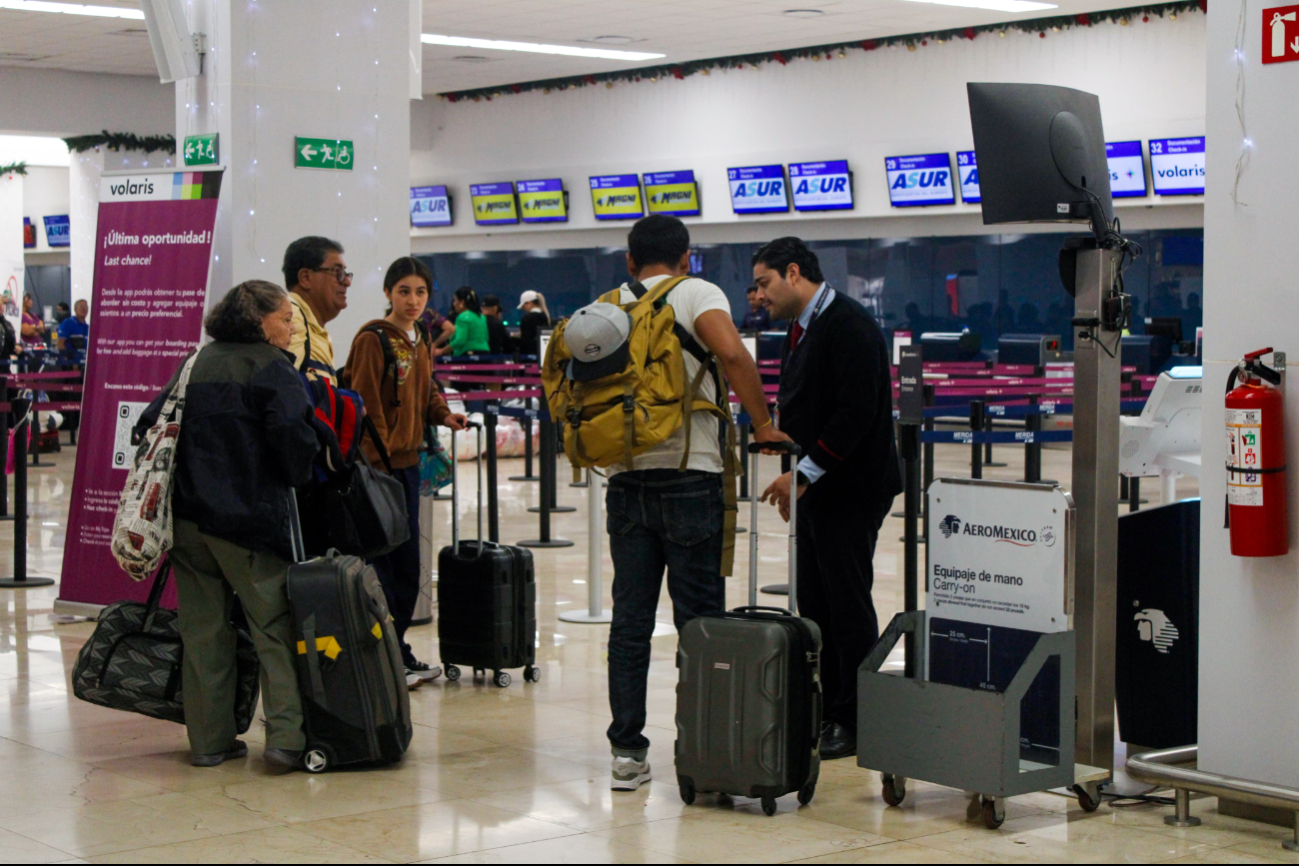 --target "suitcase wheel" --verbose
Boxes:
[797,781,816,806]
[881,773,906,807]
[445,665,461,682]
[303,745,333,774]
[981,796,1006,829]
[678,779,696,806]
[524,665,541,684]
[493,670,512,688]
[760,797,778,817]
